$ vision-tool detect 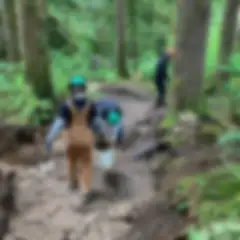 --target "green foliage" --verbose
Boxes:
[176,200,188,212]
[0,60,104,124]
[47,0,176,80]
[0,63,54,125]
[187,222,240,240]
[0,0,177,123]
[218,128,240,177]
[205,0,224,80]
[177,133,240,236]
[177,164,240,223]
